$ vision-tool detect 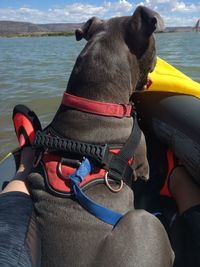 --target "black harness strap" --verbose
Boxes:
[106,116,142,185]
